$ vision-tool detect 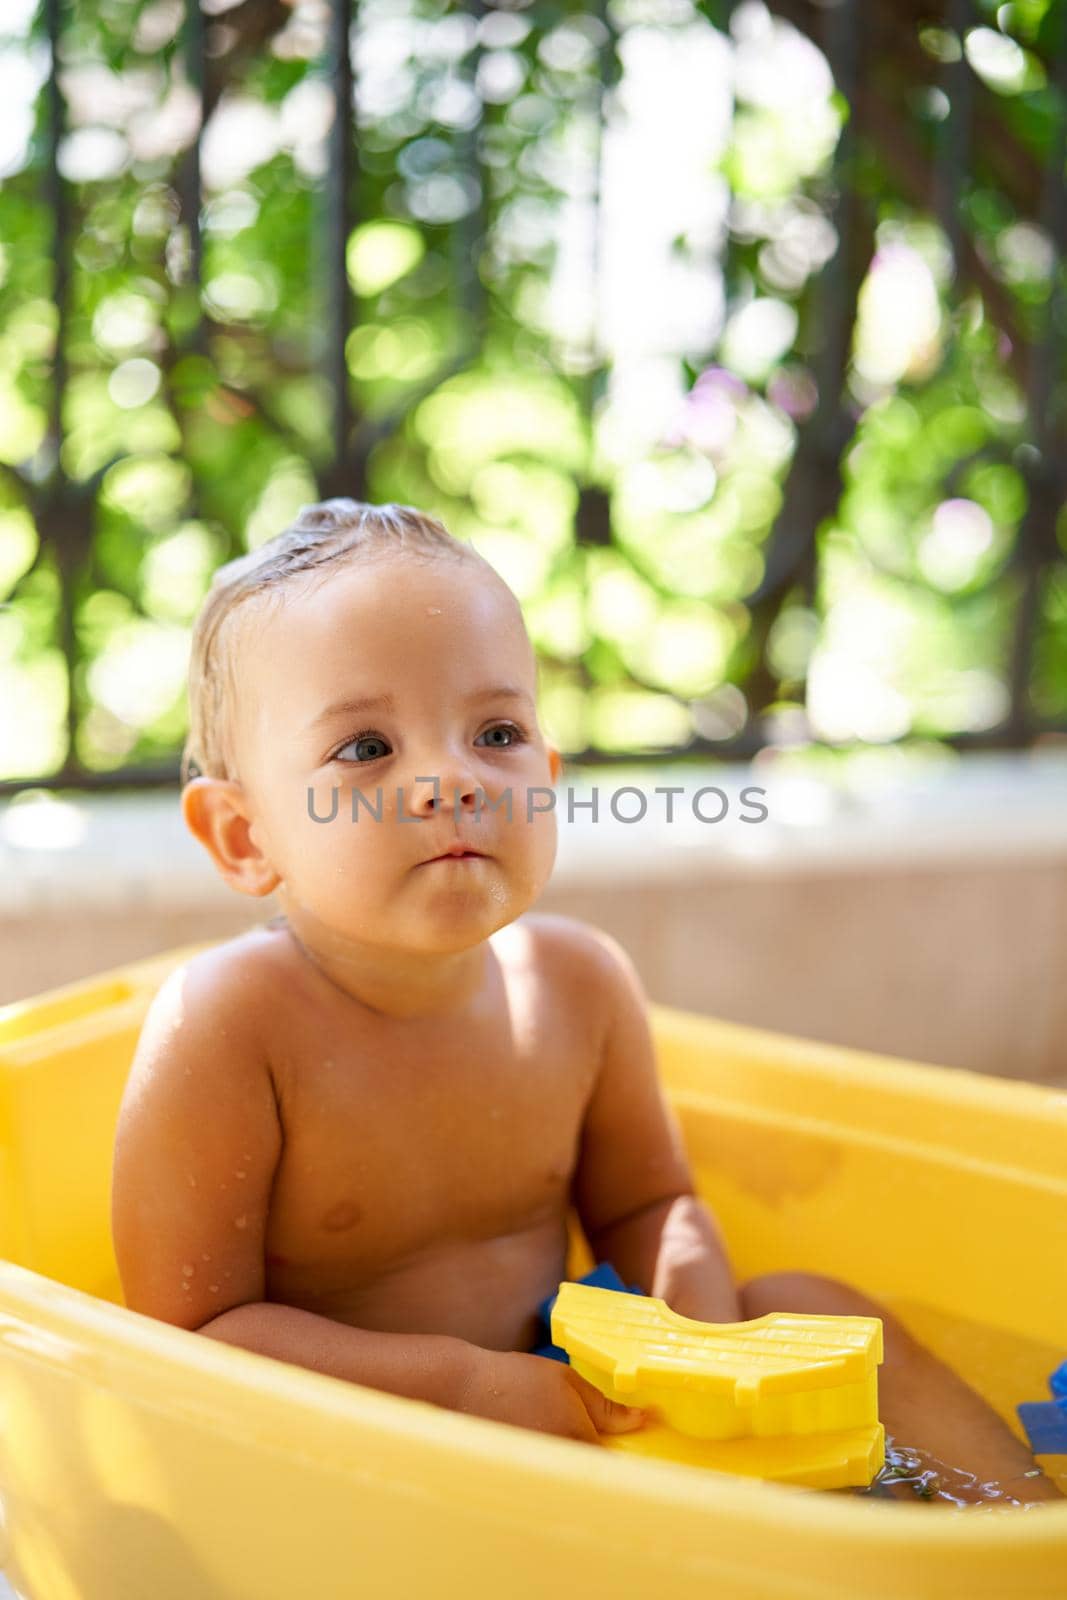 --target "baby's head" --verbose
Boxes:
[181,499,562,958]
